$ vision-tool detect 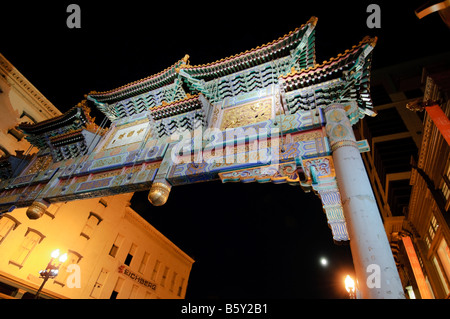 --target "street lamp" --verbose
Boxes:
[345,275,356,299]
[34,249,67,299]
